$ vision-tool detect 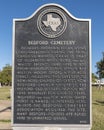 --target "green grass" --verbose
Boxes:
[0,120,11,123]
[92,87,104,130]
[0,86,11,100]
